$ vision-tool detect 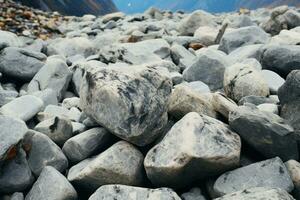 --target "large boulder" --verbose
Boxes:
[168,84,216,119]
[214,187,295,200]
[23,130,68,176]
[218,26,270,54]
[224,63,269,102]
[0,47,46,81]
[0,116,28,162]
[25,166,77,200]
[213,157,294,196]
[144,112,241,188]
[229,105,298,161]
[89,185,181,200]
[27,56,72,101]
[0,30,22,48]
[67,141,144,192]
[183,49,231,90]
[80,65,172,146]
[178,10,217,36]
[261,45,300,78]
